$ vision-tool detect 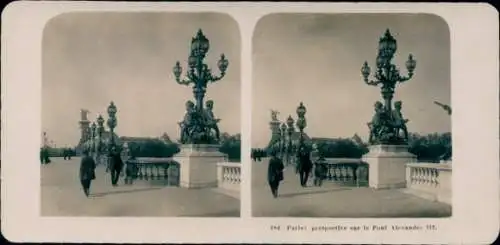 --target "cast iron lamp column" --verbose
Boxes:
[280,122,287,160]
[286,115,295,165]
[296,102,307,150]
[361,29,416,114]
[91,122,96,154]
[107,102,117,151]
